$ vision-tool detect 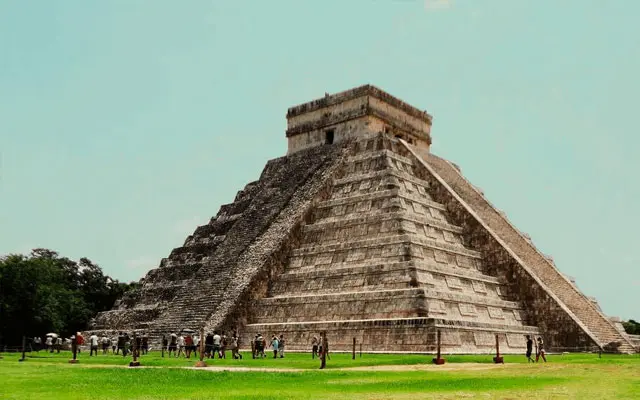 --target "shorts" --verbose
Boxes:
[213,345,220,353]
[168,345,177,351]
